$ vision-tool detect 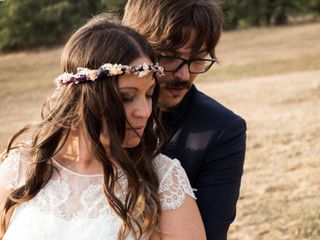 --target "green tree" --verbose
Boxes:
[223,0,308,29]
[307,0,320,15]
[100,0,126,14]
[0,0,318,51]
[223,0,247,29]
[0,0,103,51]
